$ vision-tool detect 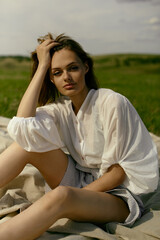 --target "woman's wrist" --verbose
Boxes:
[37,63,49,75]
[16,64,48,117]
[83,164,126,192]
